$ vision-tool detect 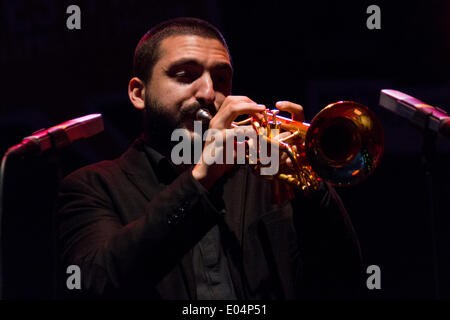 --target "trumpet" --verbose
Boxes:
[196,101,384,192]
